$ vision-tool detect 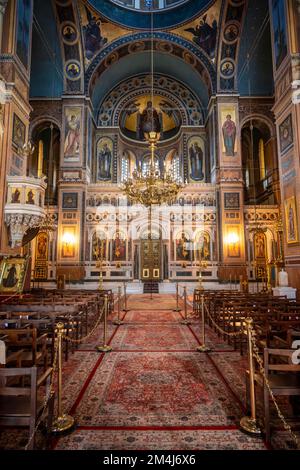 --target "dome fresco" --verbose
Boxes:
[109,0,189,12]
[86,0,215,29]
